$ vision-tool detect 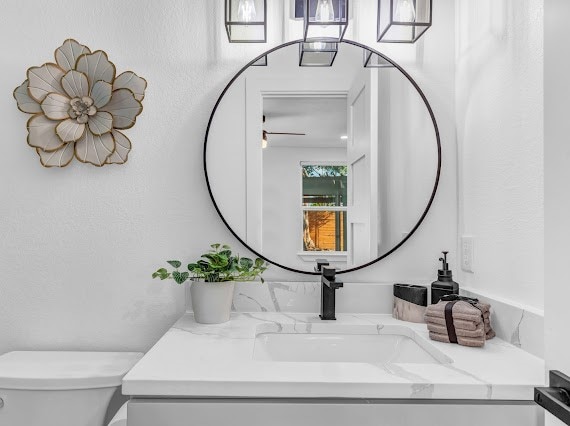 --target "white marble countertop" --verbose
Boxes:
[122,312,545,401]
